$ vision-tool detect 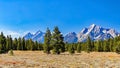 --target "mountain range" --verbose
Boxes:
[24,30,45,43]
[24,24,119,43]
